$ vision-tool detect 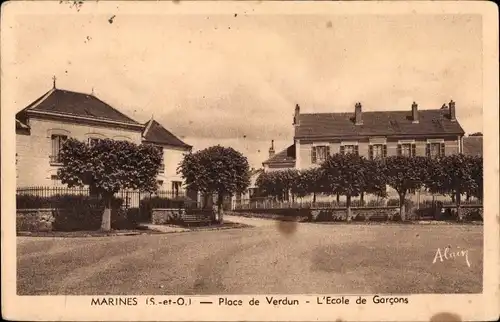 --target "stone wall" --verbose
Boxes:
[17,207,134,232]
[151,208,186,224]
[17,209,56,232]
